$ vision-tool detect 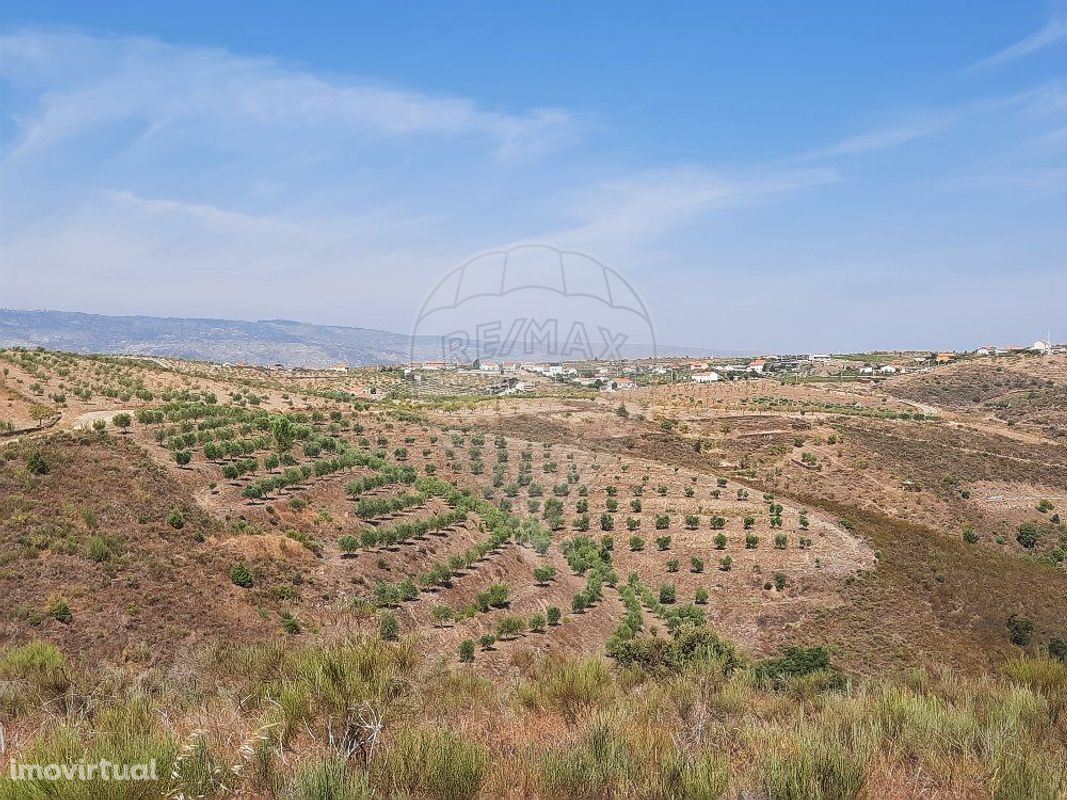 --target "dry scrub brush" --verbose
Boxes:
[0,637,1065,799]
